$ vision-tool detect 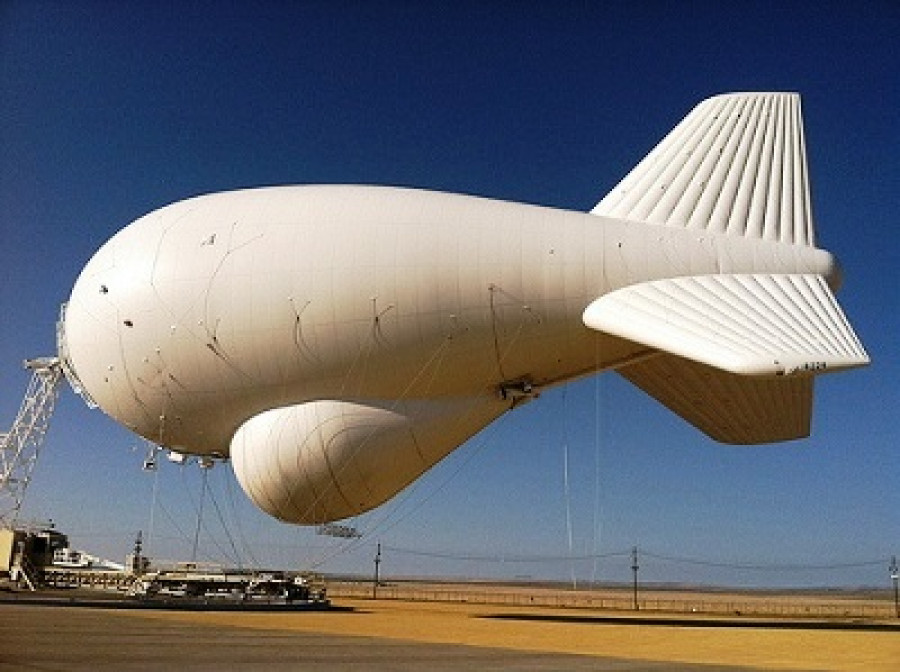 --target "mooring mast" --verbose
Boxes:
[0,358,64,527]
